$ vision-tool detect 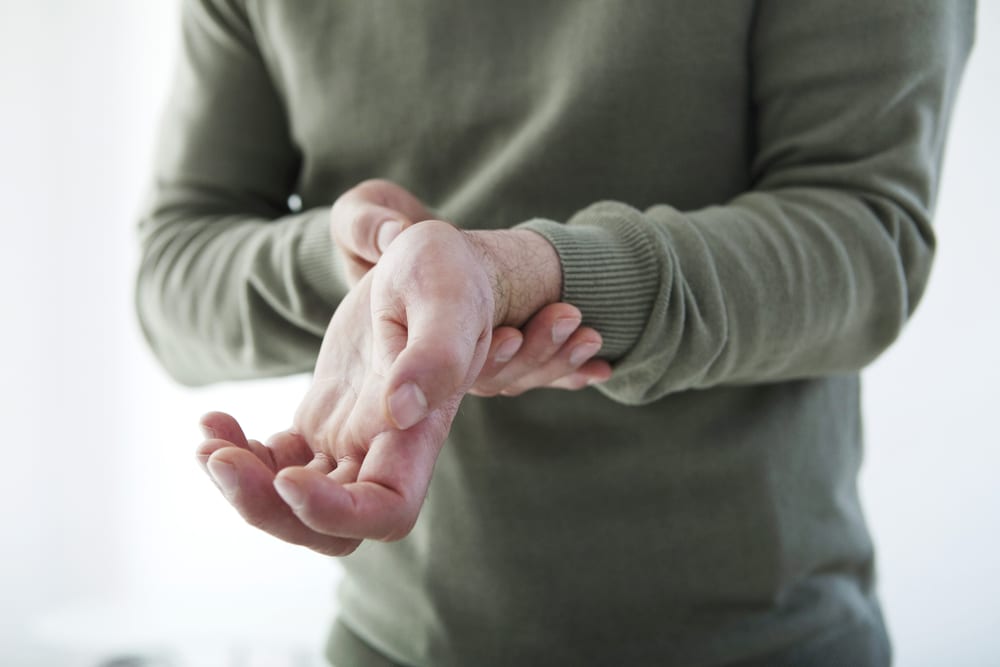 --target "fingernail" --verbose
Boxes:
[376,220,403,253]
[207,459,237,496]
[494,338,522,364]
[199,424,216,439]
[552,318,578,345]
[388,382,428,430]
[274,476,305,509]
[570,342,601,367]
